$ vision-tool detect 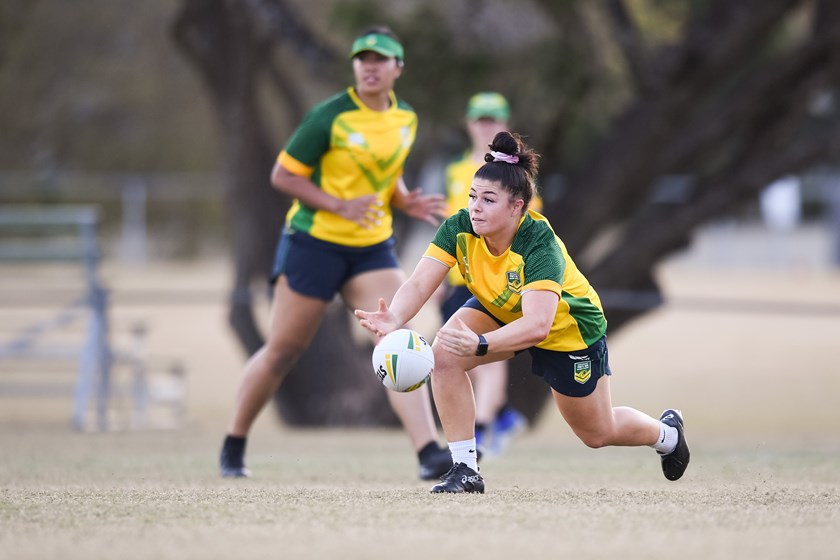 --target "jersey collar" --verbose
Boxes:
[348,86,397,113]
